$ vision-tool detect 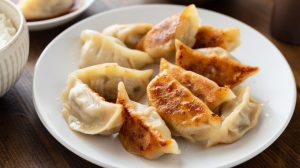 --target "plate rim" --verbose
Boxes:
[33,4,297,168]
